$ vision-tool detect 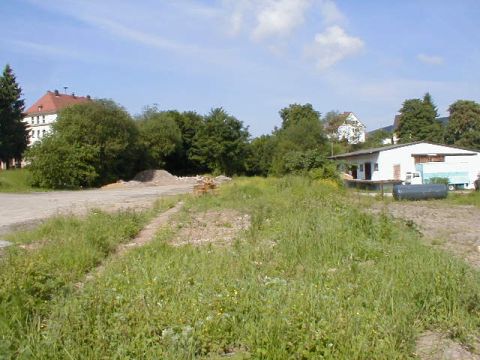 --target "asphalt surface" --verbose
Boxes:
[0,184,193,235]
